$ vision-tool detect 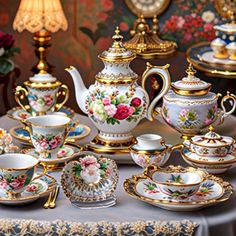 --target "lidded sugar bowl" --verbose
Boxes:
[15,73,69,116]
[149,63,236,139]
[66,27,171,153]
